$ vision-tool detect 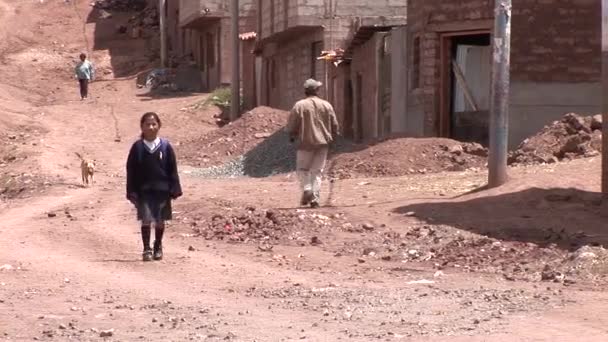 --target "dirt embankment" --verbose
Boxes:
[328,138,487,179]
[180,106,489,179]
[180,106,289,168]
[509,113,602,166]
